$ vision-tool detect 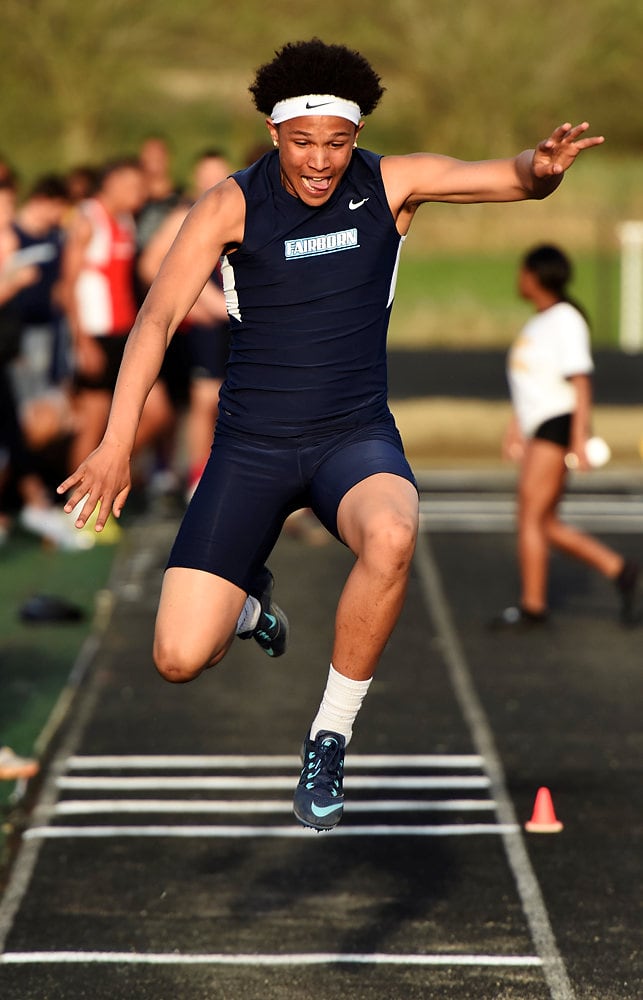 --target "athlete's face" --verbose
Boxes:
[267,116,364,207]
